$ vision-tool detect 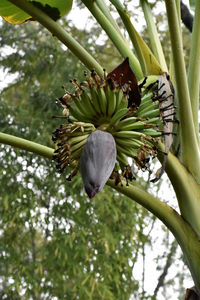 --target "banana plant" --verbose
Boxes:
[0,0,200,296]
